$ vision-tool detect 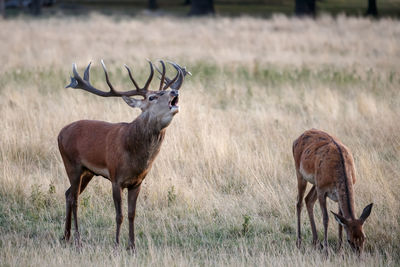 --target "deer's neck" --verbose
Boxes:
[332,140,356,220]
[125,112,166,165]
[337,178,356,220]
